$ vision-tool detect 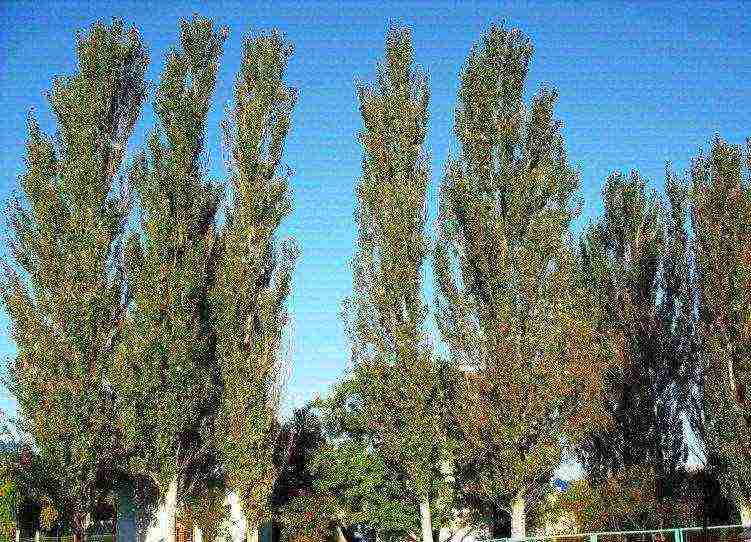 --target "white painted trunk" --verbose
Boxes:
[164,479,178,542]
[246,523,259,542]
[511,493,526,540]
[740,500,751,528]
[419,496,434,542]
[194,526,203,542]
